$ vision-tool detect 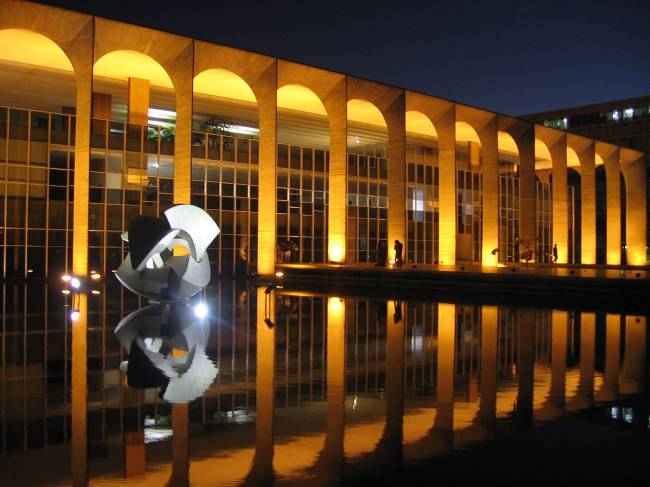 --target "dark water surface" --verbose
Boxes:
[0,280,648,486]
